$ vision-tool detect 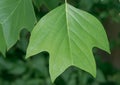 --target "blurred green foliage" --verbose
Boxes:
[0,0,120,85]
